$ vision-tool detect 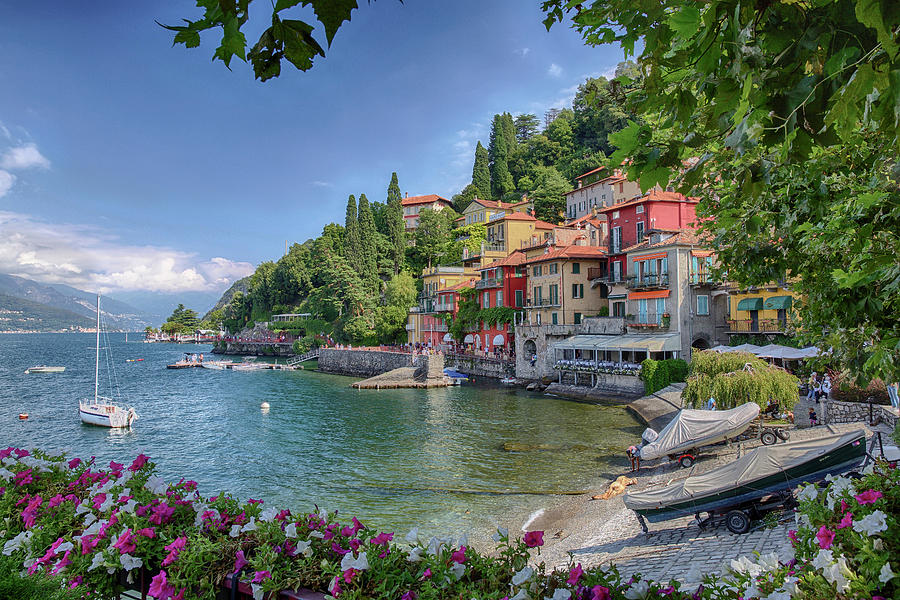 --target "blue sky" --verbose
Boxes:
[0,1,625,315]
